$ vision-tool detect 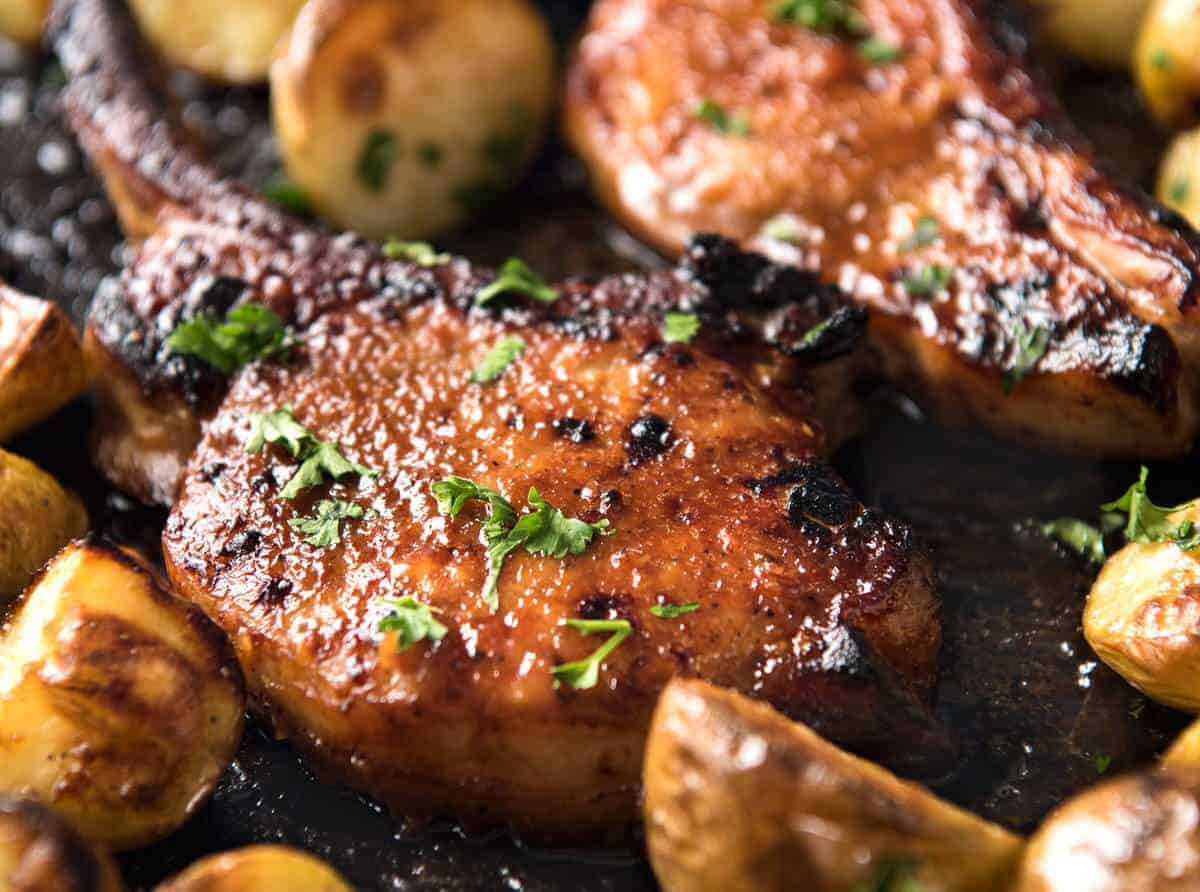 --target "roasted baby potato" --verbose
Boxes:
[156,845,352,891]
[0,541,245,850]
[1082,503,1200,712]
[126,0,307,83]
[1015,767,1200,890]
[1135,0,1200,125]
[0,448,87,601]
[0,795,124,892]
[1030,0,1151,67]
[643,680,1022,892]
[0,0,47,47]
[0,285,88,443]
[1157,128,1200,229]
[271,0,555,240]
[1165,718,1200,767]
